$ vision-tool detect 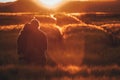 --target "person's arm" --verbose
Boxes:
[17,31,26,54]
[44,36,48,51]
[17,34,22,54]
